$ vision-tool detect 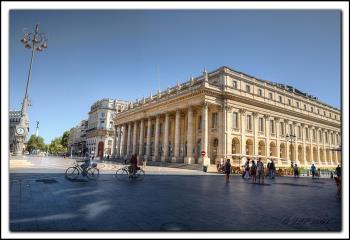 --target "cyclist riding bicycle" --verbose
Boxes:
[129,154,140,176]
[78,152,91,174]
